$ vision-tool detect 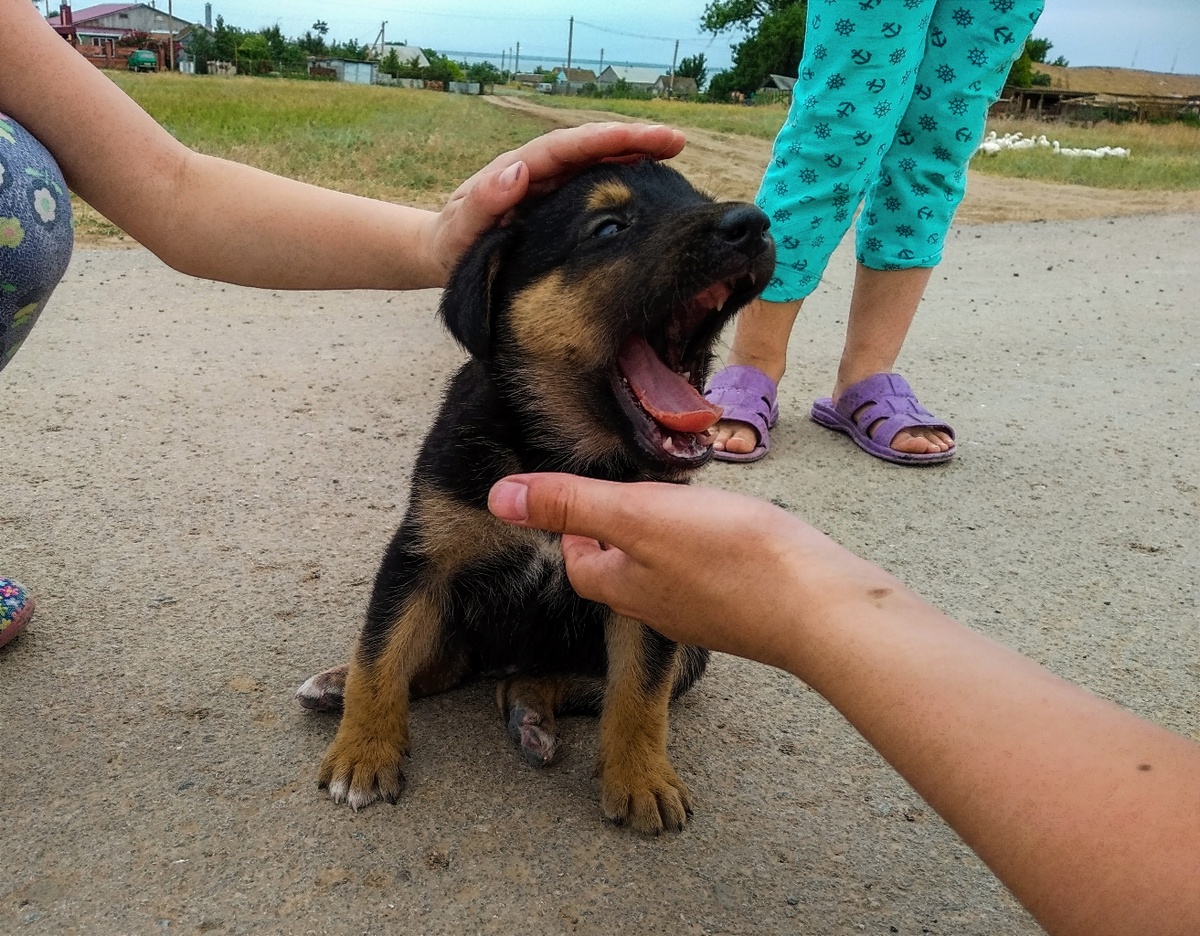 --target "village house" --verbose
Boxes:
[551,66,598,93]
[995,63,1200,122]
[48,2,204,70]
[652,74,698,98]
[596,65,661,93]
[377,43,430,69]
